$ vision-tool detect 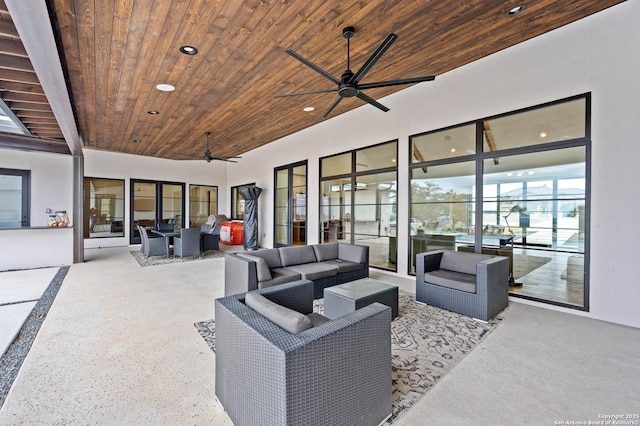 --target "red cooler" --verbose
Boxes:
[220,221,244,245]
